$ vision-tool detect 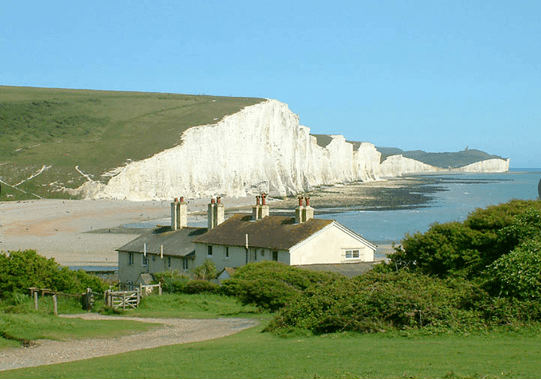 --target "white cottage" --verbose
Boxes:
[193,195,376,273]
